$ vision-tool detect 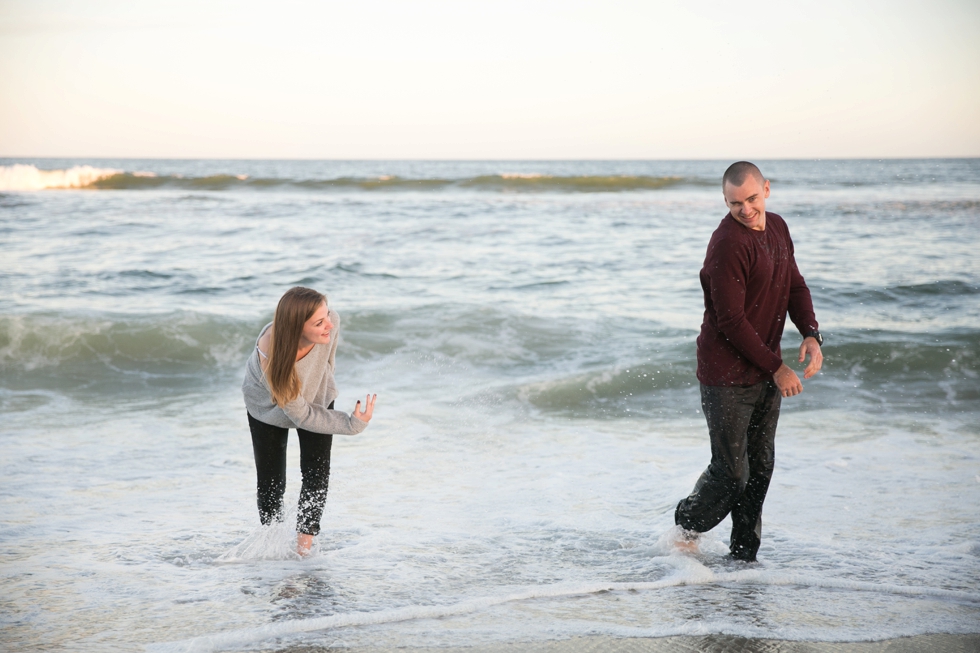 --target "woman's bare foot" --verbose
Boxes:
[674,529,700,553]
[297,533,314,557]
